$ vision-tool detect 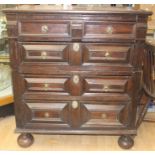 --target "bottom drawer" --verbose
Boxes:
[21,100,132,130]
